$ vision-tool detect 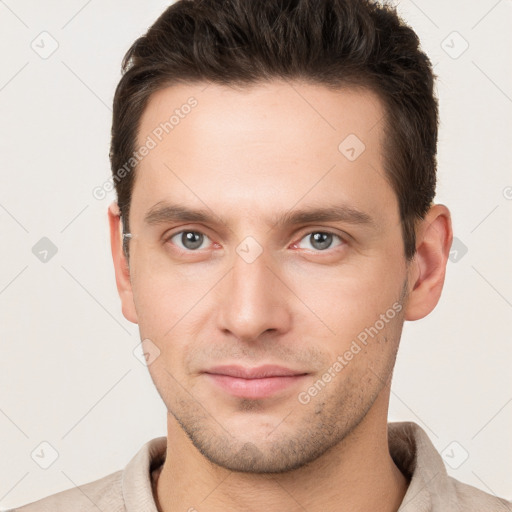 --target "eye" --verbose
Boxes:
[166,230,212,251]
[164,229,345,254]
[296,231,345,252]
